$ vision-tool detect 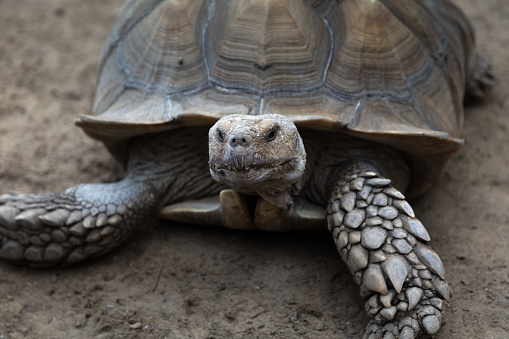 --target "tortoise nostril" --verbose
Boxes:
[230,134,251,147]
